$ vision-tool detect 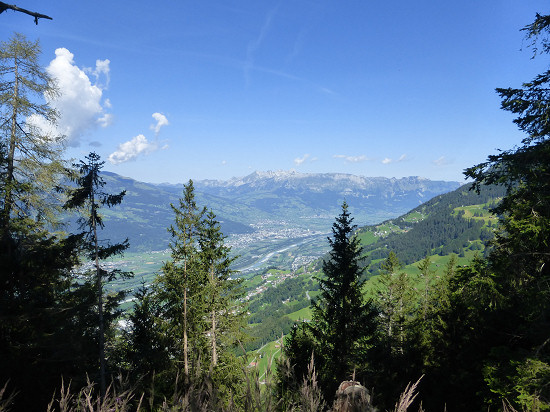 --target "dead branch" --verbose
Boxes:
[0,2,52,24]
